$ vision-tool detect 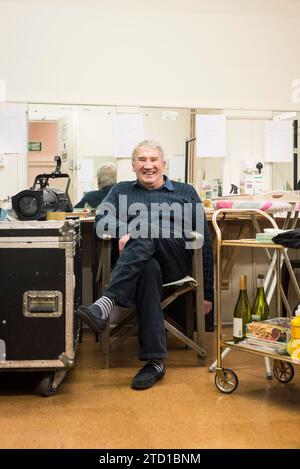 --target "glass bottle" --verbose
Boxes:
[233,274,251,343]
[251,274,270,322]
